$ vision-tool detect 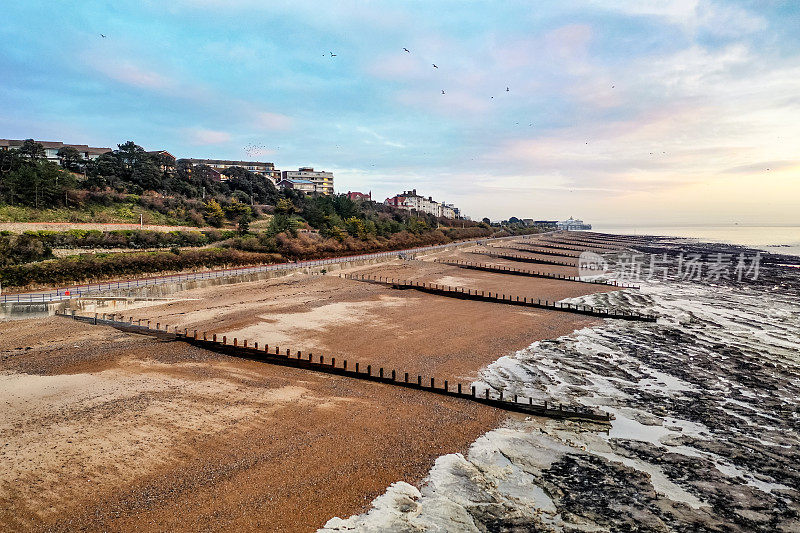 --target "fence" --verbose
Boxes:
[341,273,657,322]
[57,310,612,423]
[2,234,523,304]
[433,259,640,289]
